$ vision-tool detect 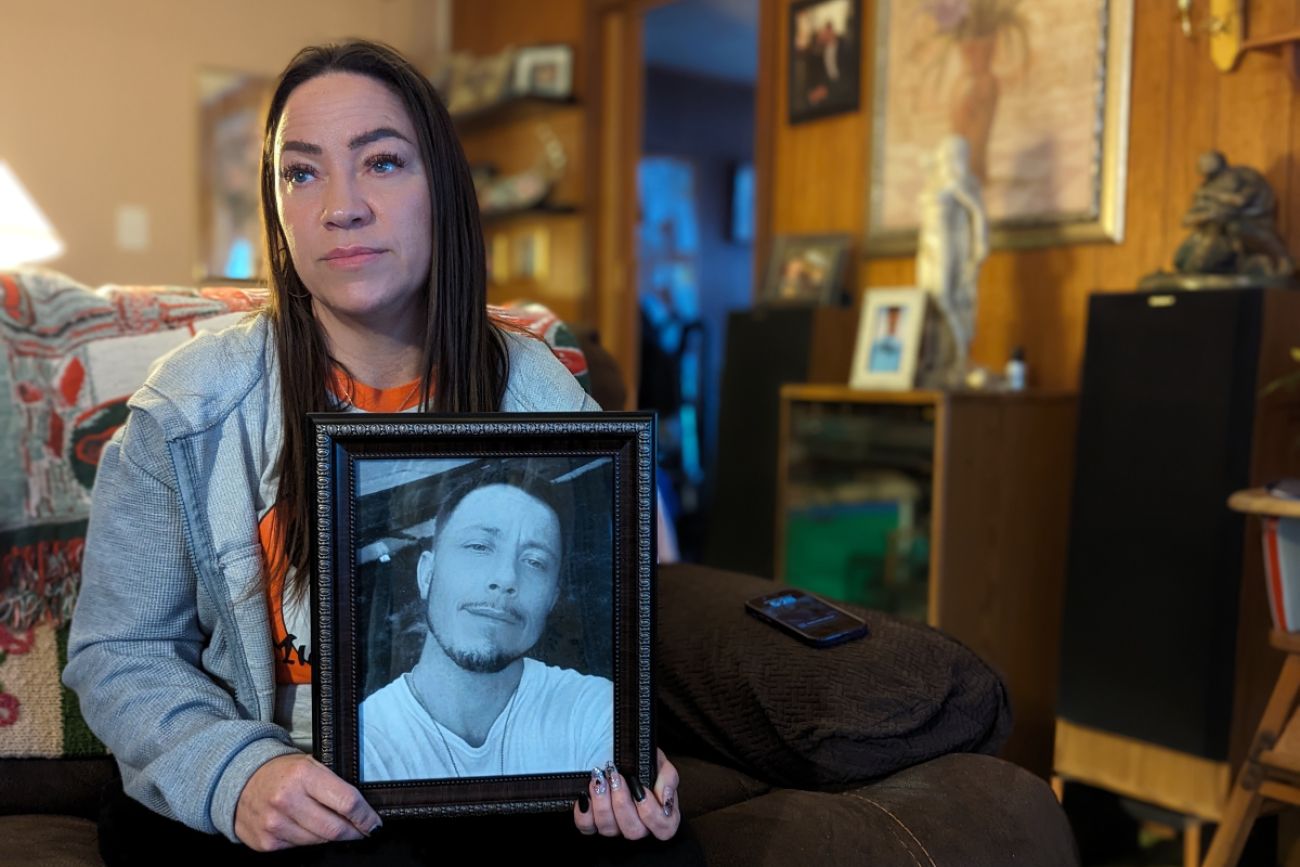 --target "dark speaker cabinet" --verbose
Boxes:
[1055,287,1300,820]
[704,306,856,578]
